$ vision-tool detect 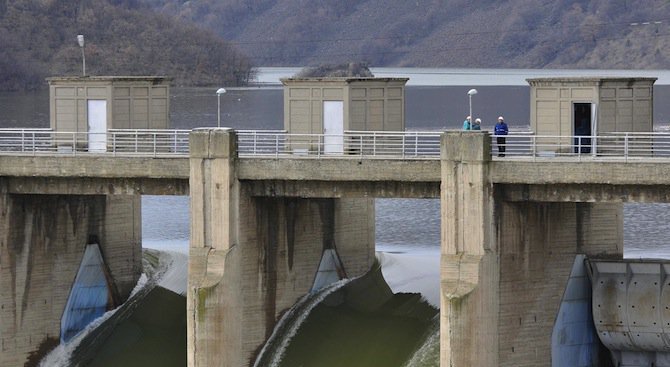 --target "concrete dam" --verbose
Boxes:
[3,128,670,366]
